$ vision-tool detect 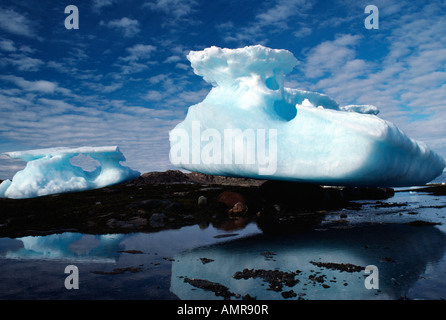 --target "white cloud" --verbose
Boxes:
[103,17,141,37]
[47,60,104,84]
[19,45,34,54]
[0,7,38,38]
[164,55,182,63]
[216,21,234,32]
[301,34,362,79]
[82,81,123,93]
[148,73,170,85]
[159,87,209,107]
[36,98,78,114]
[143,0,199,27]
[0,157,26,180]
[117,61,150,75]
[293,27,312,38]
[47,61,77,74]
[3,53,44,72]
[144,0,195,18]
[144,90,163,101]
[0,75,58,94]
[122,44,157,61]
[27,80,57,93]
[92,0,119,11]
[175,63,189,71]
[222,0,313,44]
[256,0,312,28]
[0,76,78,100]
[103,83,124,93]
[0,38,16,52]
[113,44,157,75]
